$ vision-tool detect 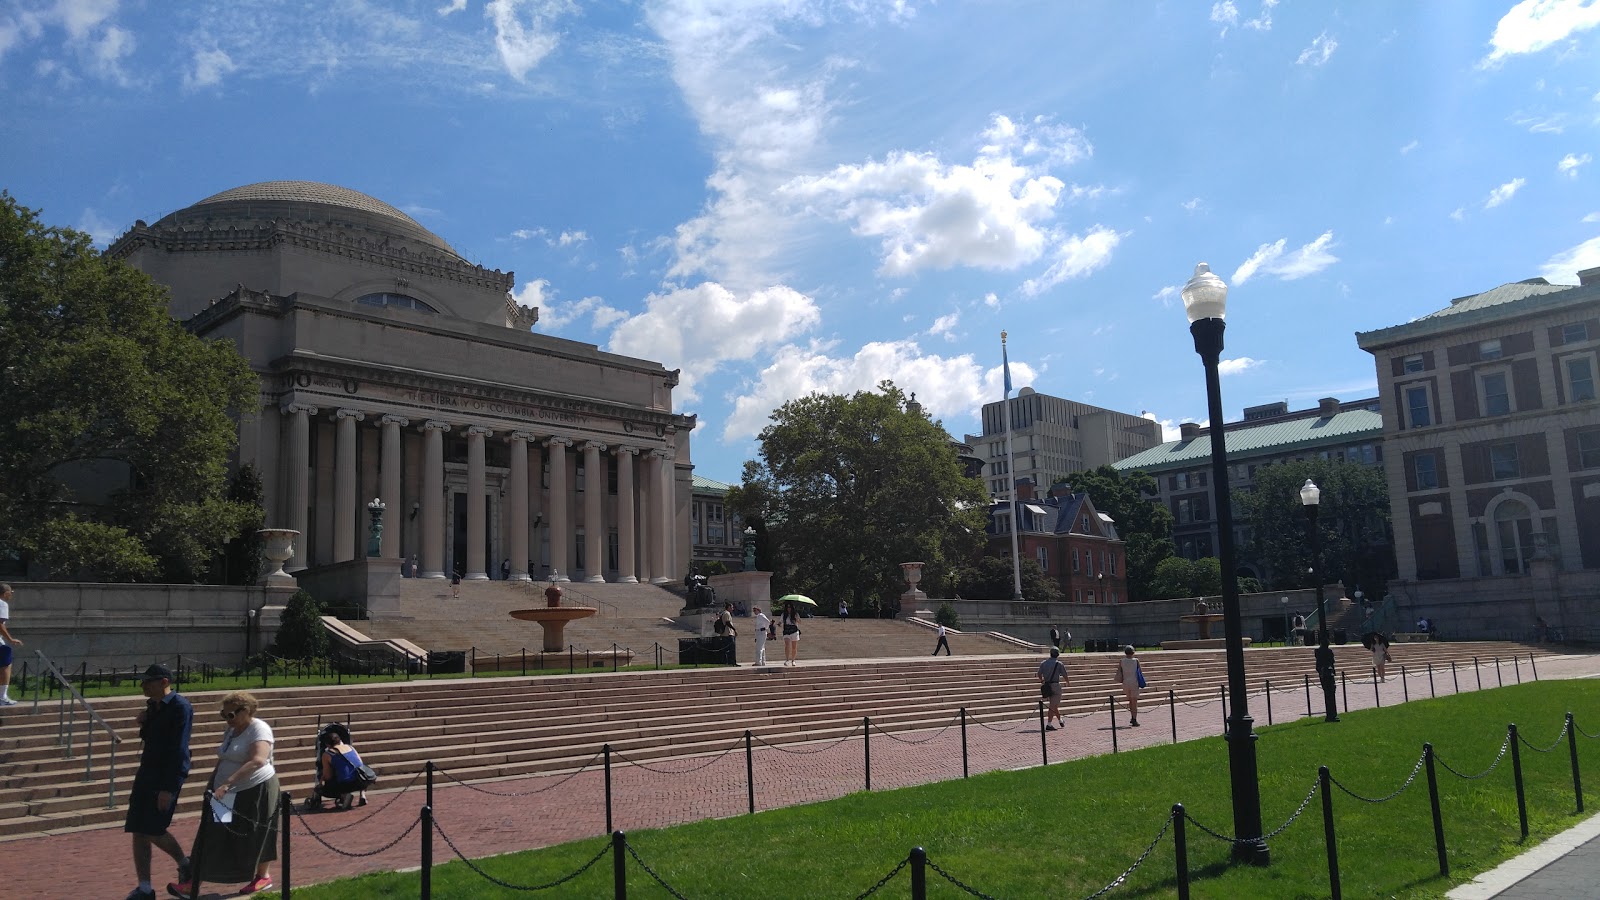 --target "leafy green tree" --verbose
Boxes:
[950,554,1064,603]
[934,602,960,629]
[218,464,266,585]
[1146,556,1228,600]
[1235,459,1394,596]
[725,382,990,615]
[271,589,329,660]
[1060,466,1175,600]
[0,193,259,581]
